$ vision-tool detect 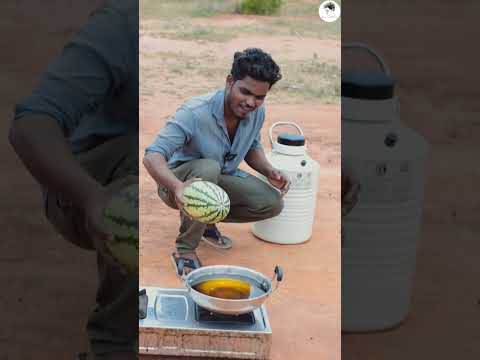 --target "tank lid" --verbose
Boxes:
[278,133,305,146]
[342,70,395,100]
